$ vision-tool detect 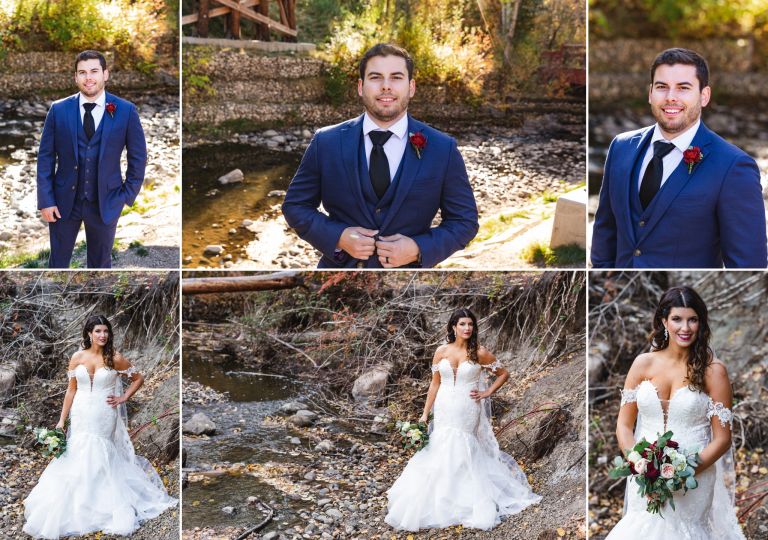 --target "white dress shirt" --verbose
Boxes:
[637,119,700,190]
[78,91,106,131]
[363,112,408,182]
